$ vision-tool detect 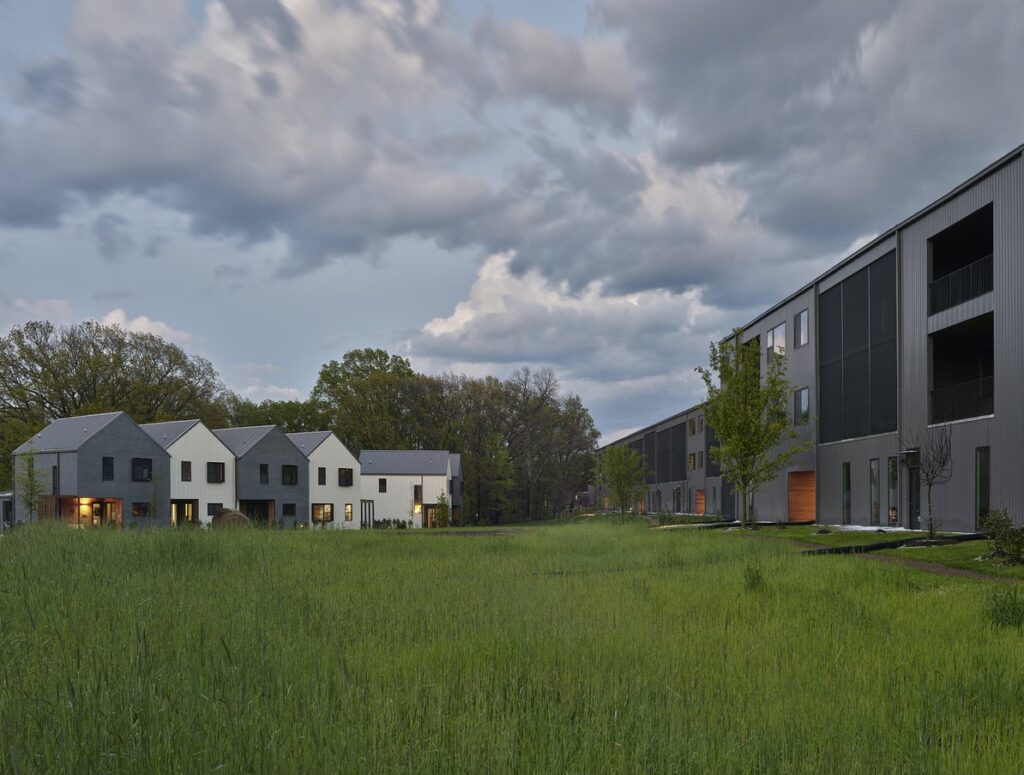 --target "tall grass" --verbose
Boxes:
[1,522,1023,772]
